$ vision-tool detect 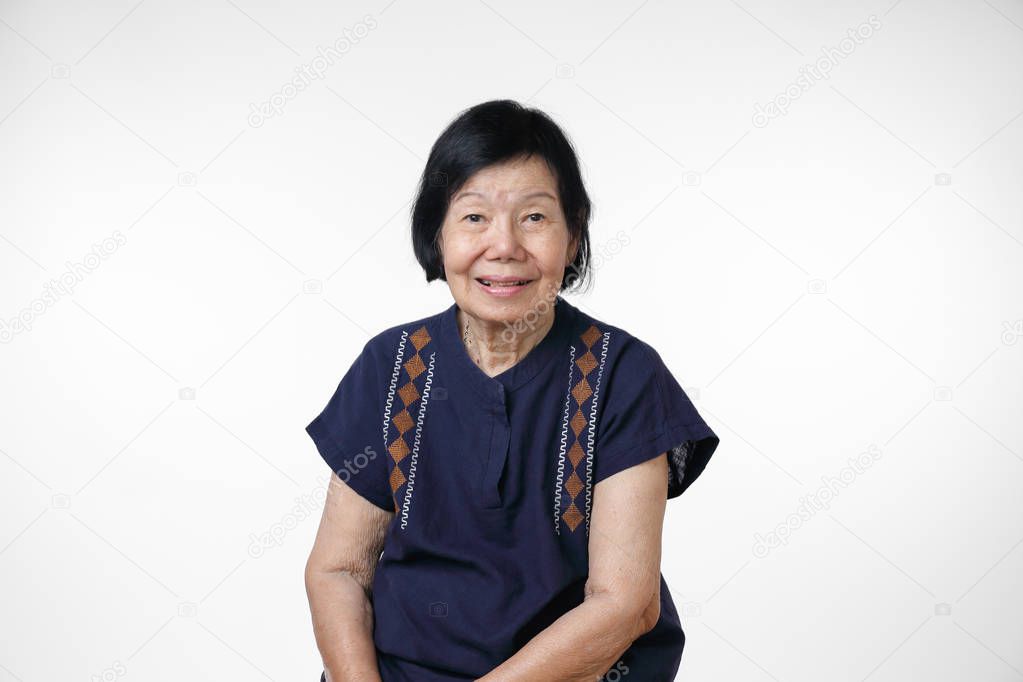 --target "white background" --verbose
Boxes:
[1,0,1022,680]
